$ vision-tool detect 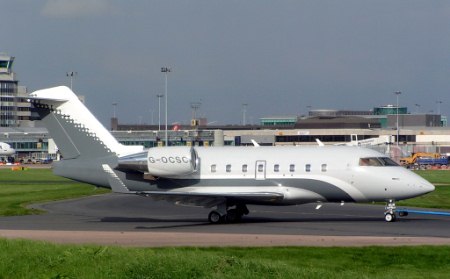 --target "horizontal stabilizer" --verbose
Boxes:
[102,164,135,194]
